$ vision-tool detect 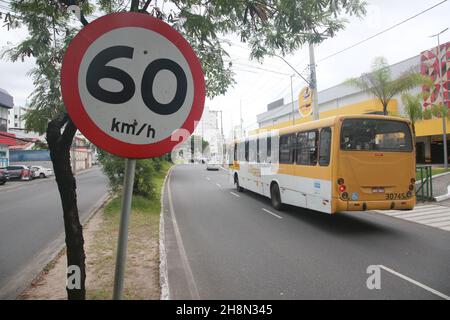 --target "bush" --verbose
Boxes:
[98,150,168,199]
